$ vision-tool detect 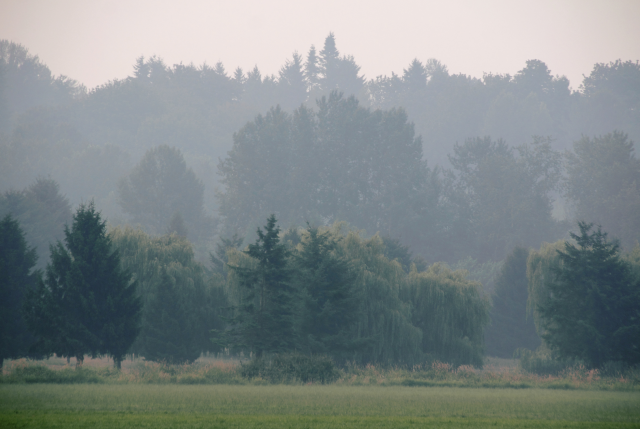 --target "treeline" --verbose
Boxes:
[1,208,488,367]
[1,35,639,229]
[3,208,639,370]
[1,35,639,369]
